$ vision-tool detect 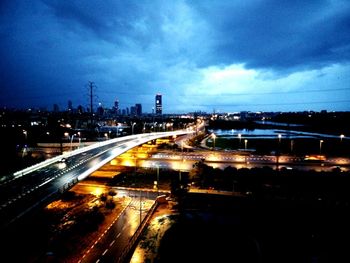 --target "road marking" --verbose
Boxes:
[109,240,115,247]
[96,260,100,263]
[117,233,121,238]
[102,249,108,256]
